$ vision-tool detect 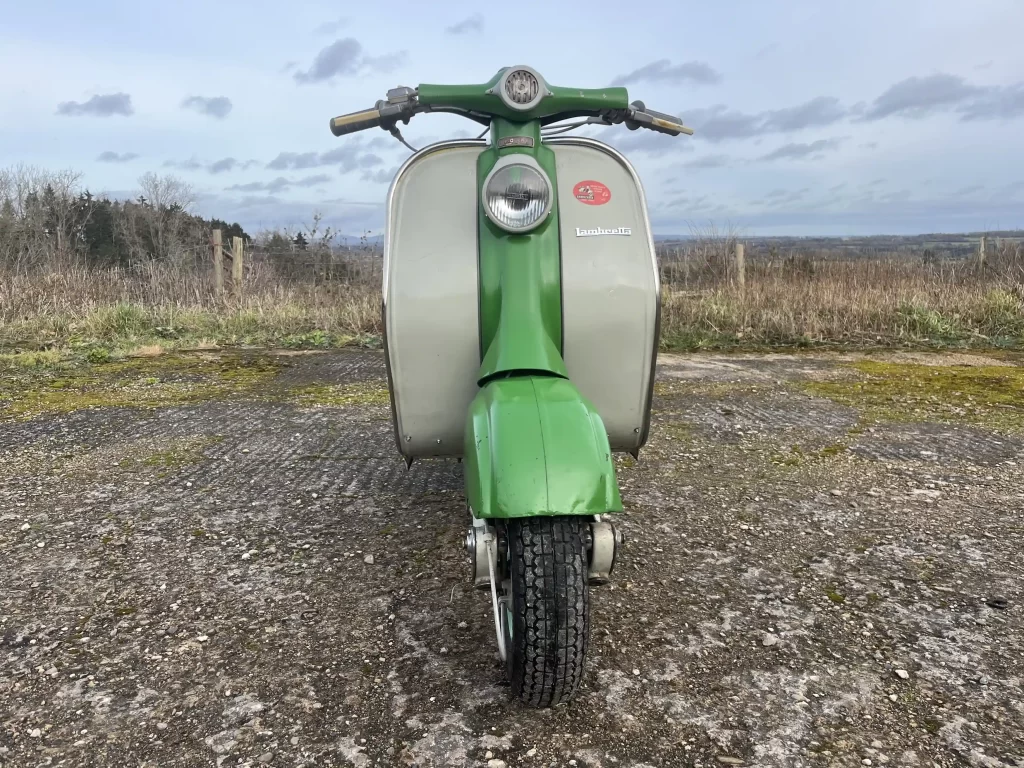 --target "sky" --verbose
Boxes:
[1,0,1023,237]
